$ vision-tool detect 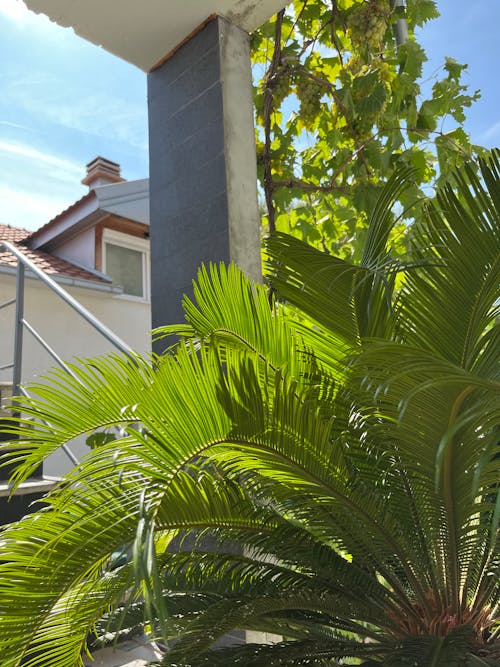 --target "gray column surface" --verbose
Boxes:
[148,19,268,650]
[148,16,261,335]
